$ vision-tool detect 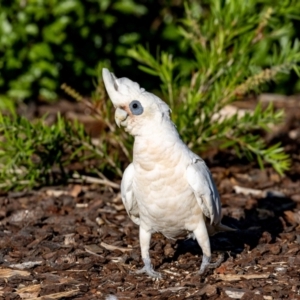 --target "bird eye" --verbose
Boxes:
[129,100,144,115]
